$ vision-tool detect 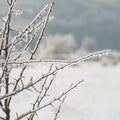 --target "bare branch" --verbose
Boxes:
[54,95,67,120]
[28,75,55,120]
[0,116,5,120]
[15,80,84,120]
[30,1,55,59]
[0,50,110,101]
[4,49,111,66]
[7,65,27,105]
[0,0,111,119]
[8,3,50,47]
